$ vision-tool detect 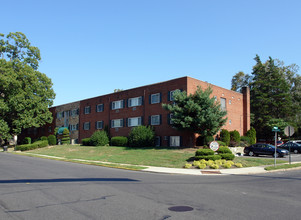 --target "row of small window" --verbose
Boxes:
[84,90,180,114]
[57,109,79,119]
[83,114,171,130]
